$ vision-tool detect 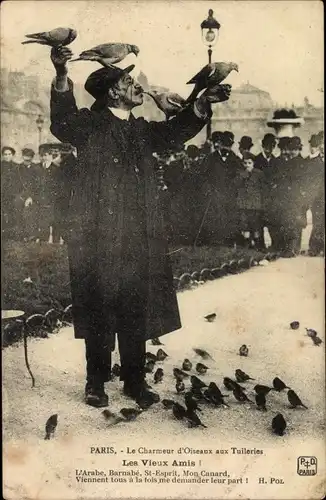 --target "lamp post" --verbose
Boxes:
[200,9,221,141]
[35,114,44,148]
